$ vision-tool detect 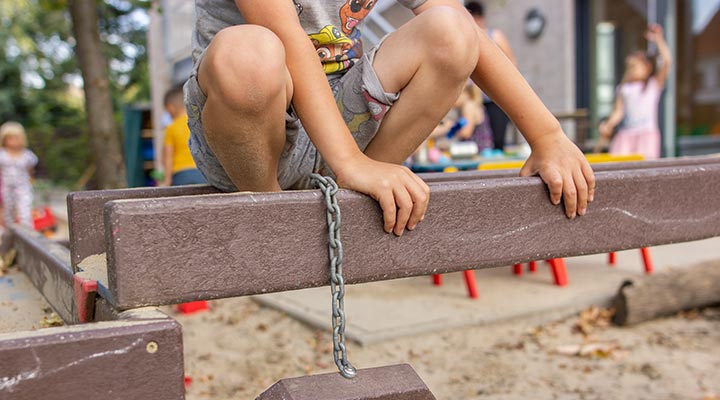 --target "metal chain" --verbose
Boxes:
[311,174,357,379]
